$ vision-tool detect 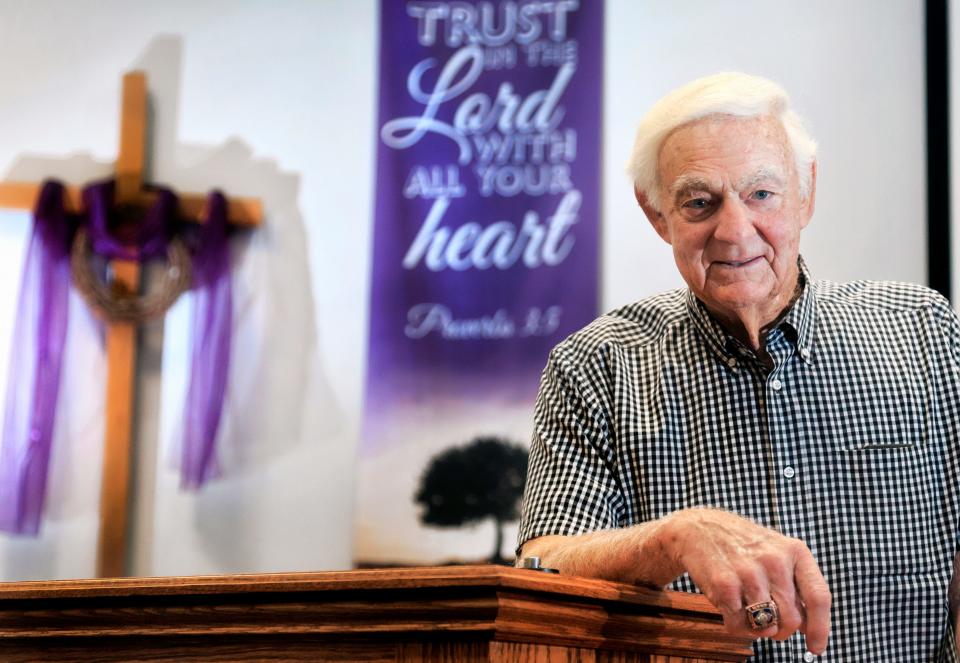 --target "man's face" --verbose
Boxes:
[640,115,815,323]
